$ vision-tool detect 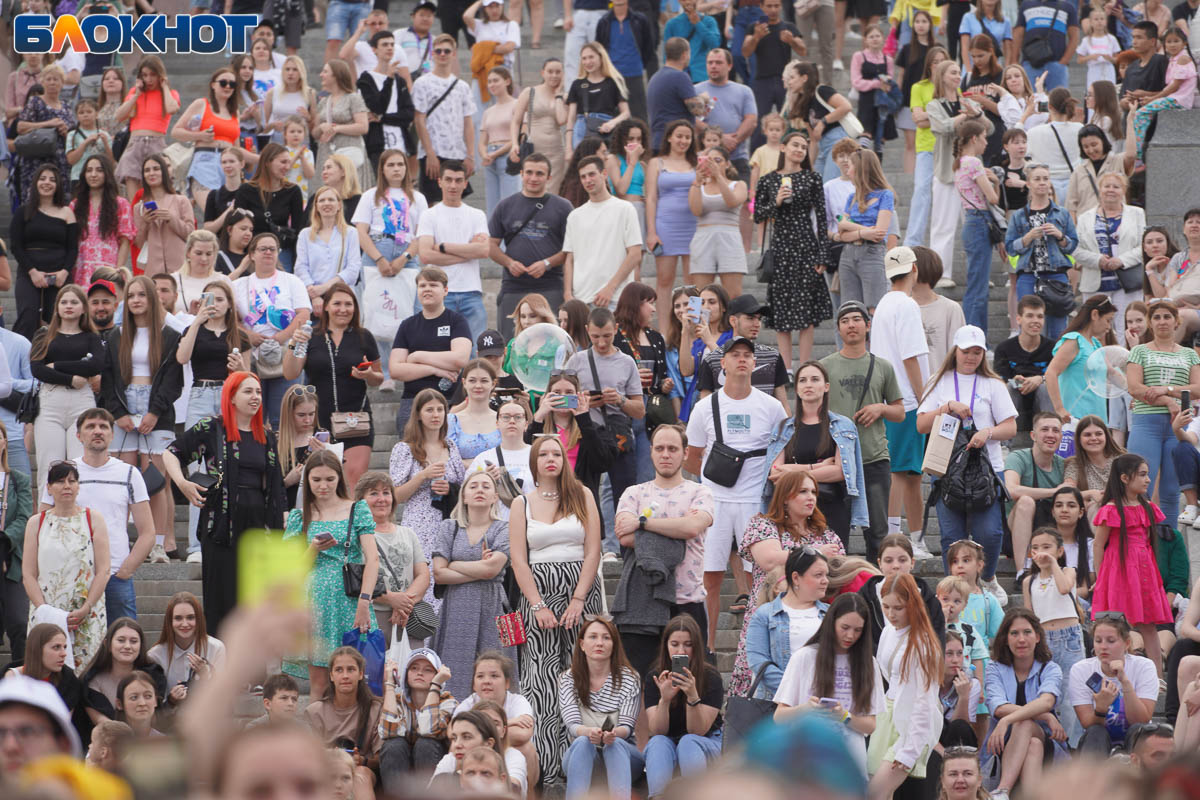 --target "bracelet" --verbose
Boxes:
[571,595,586,602]
[686,697,702,707]
[530,602,547,613]
[430,683,443,691]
